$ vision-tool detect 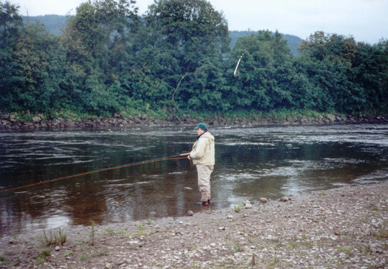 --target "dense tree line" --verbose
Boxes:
[20,17,303,57]
[1,0,387,117]
[229,31,302,56]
